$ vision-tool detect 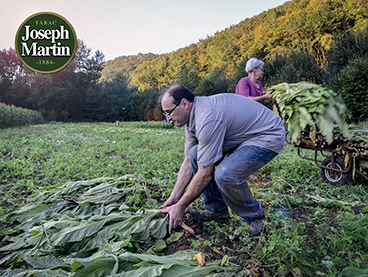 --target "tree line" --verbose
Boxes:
[102,0,367,90]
